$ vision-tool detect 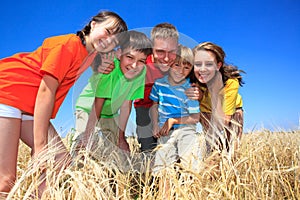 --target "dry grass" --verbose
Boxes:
[8,130,300,199]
